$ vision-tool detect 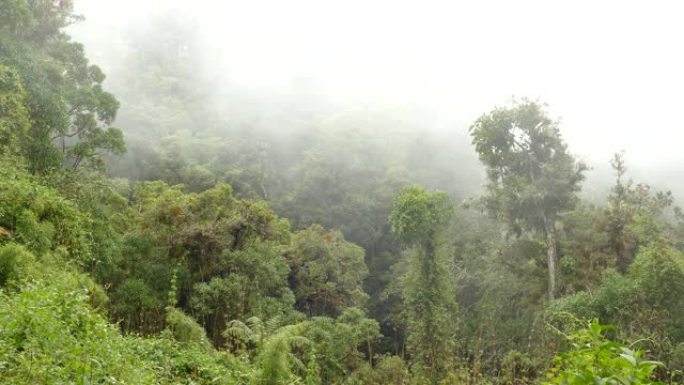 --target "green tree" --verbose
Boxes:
[469,100,586,301]
[605,152,677,273]
[0,65,29,152]
[288,225,369,316]
[303,308,382,383]
[252,321,314,385]
[389,186,456,383]
[108,182,296,343]
[190,240,295,343]
[558,203,612,293]
[549,239,684,370]
[0,0,124,172]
